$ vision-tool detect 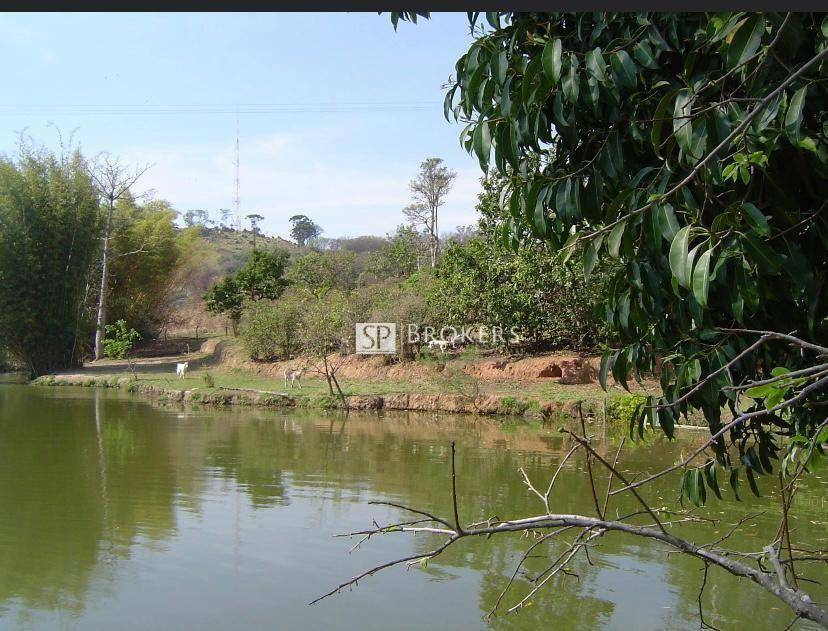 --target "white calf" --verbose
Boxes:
[176,362,189,379]
[284,367,306,389]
